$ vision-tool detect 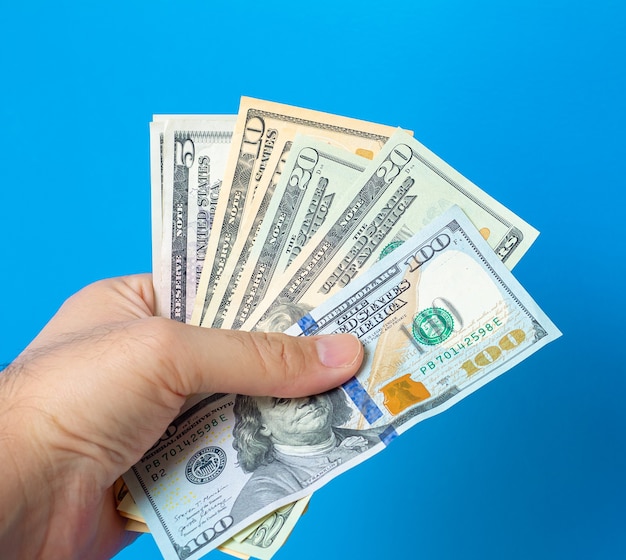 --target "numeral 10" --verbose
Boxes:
[460,329,526,376]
